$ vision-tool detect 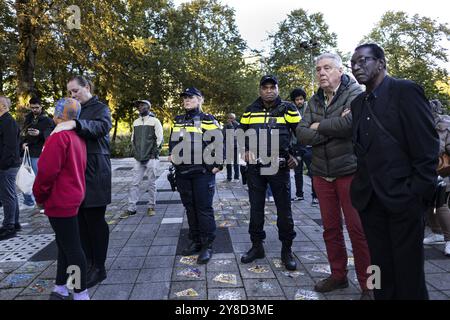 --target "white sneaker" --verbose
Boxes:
[423,233,445,245]
[445,241,450,257]
[268,196,274,202]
